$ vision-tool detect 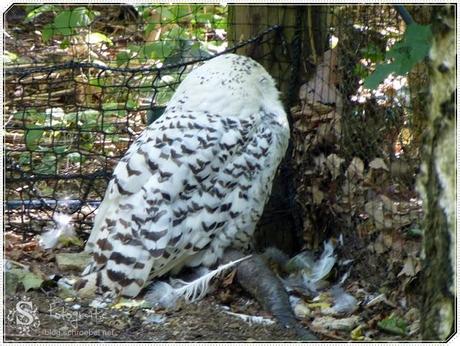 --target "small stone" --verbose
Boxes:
[55,252,91,272]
